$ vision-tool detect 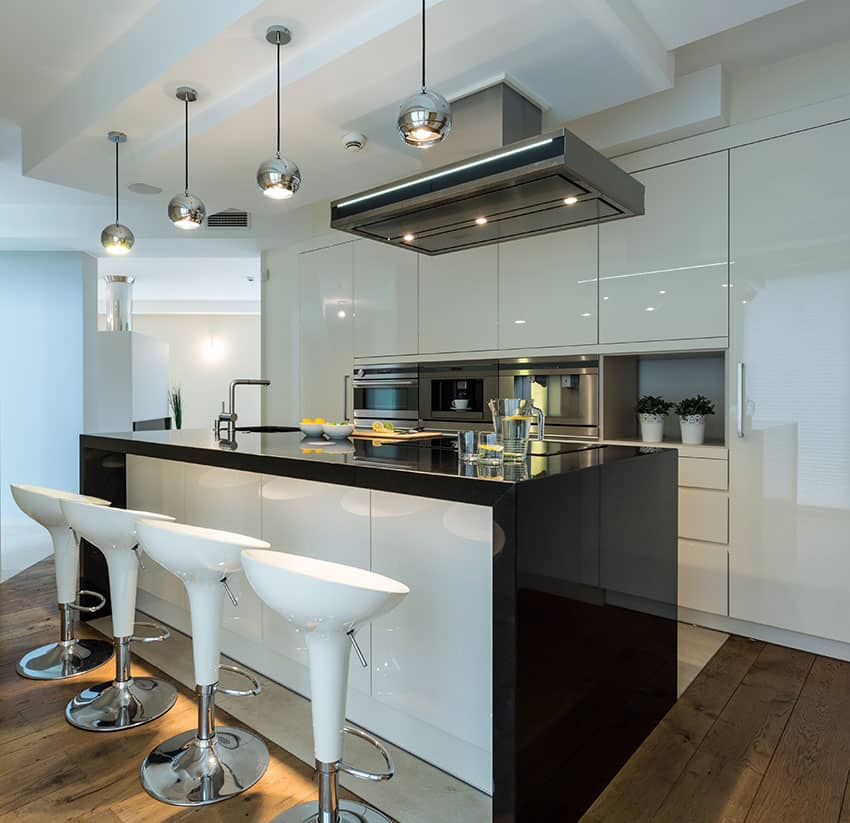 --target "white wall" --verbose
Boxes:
[0,251,94,545]
[99,314,262,430]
